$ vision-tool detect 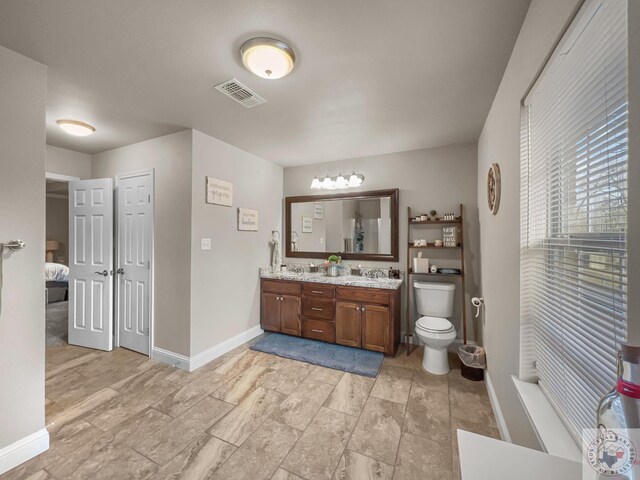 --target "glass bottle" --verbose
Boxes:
[595,344,640,479]
[598,345,640,431]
